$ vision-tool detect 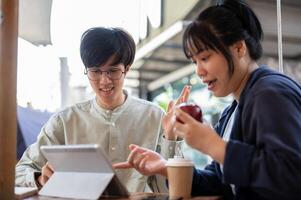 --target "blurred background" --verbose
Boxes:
[17,0,301,167]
